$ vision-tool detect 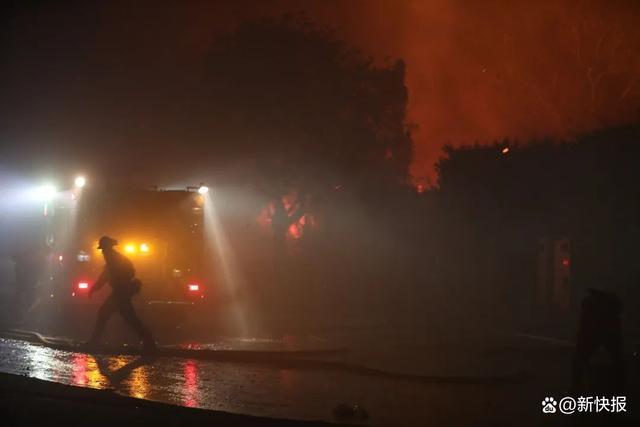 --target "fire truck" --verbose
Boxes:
[45,181,212,307]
